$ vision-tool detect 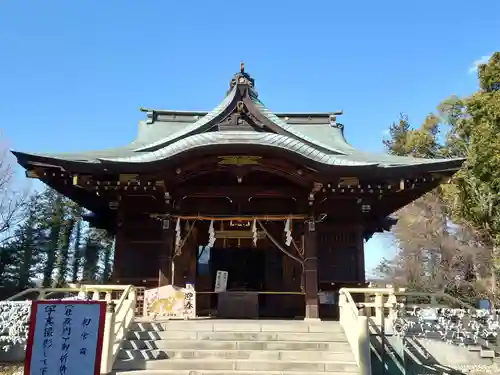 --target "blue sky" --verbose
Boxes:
[1,1,498,275]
